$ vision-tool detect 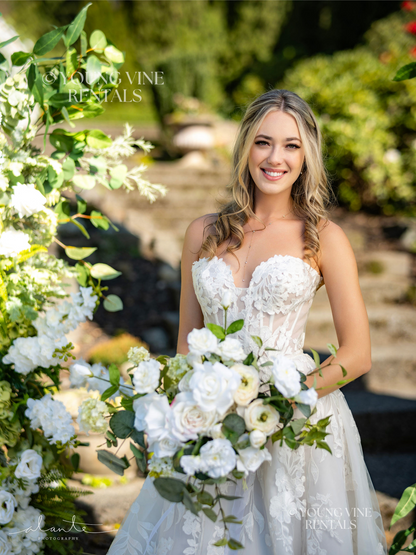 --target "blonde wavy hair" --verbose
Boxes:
[199,89,336,270]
